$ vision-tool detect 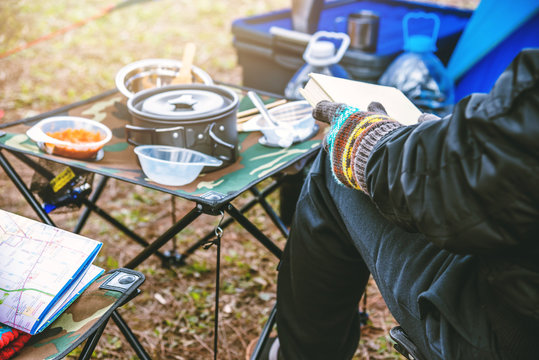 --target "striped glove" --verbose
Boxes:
[313,100,403,193]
